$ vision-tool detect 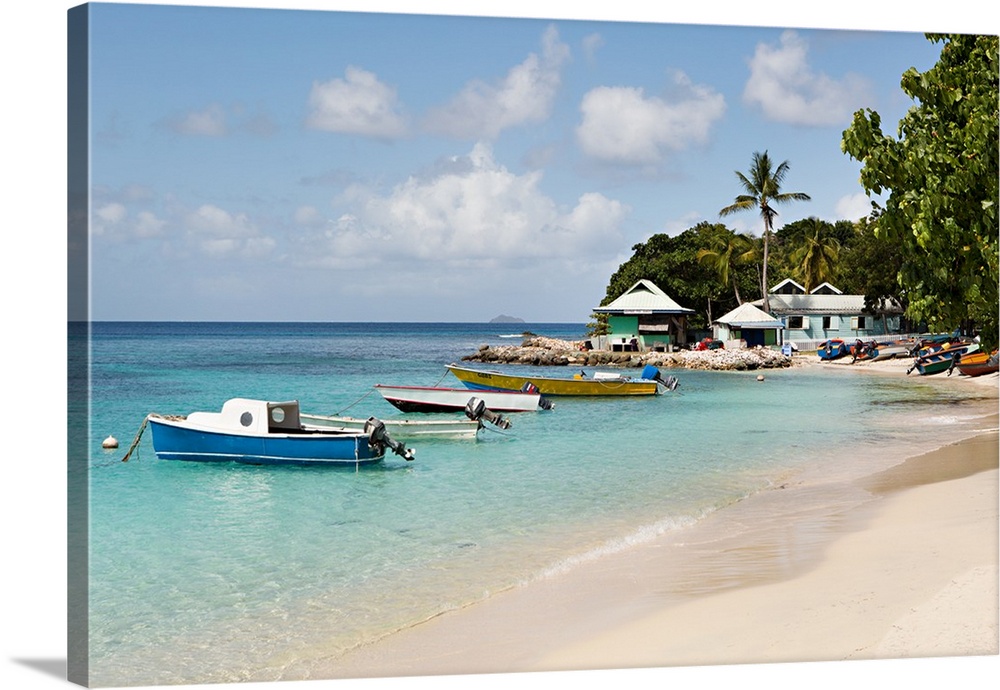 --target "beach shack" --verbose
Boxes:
[754,279,904,350]
[592,279,694,352]
[713,302,785,349]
